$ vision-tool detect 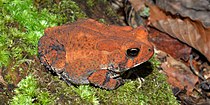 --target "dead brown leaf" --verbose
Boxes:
[159,53,199,95]
[149,28,191,60]
[154,0,210,27]
[148,4,210,62]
